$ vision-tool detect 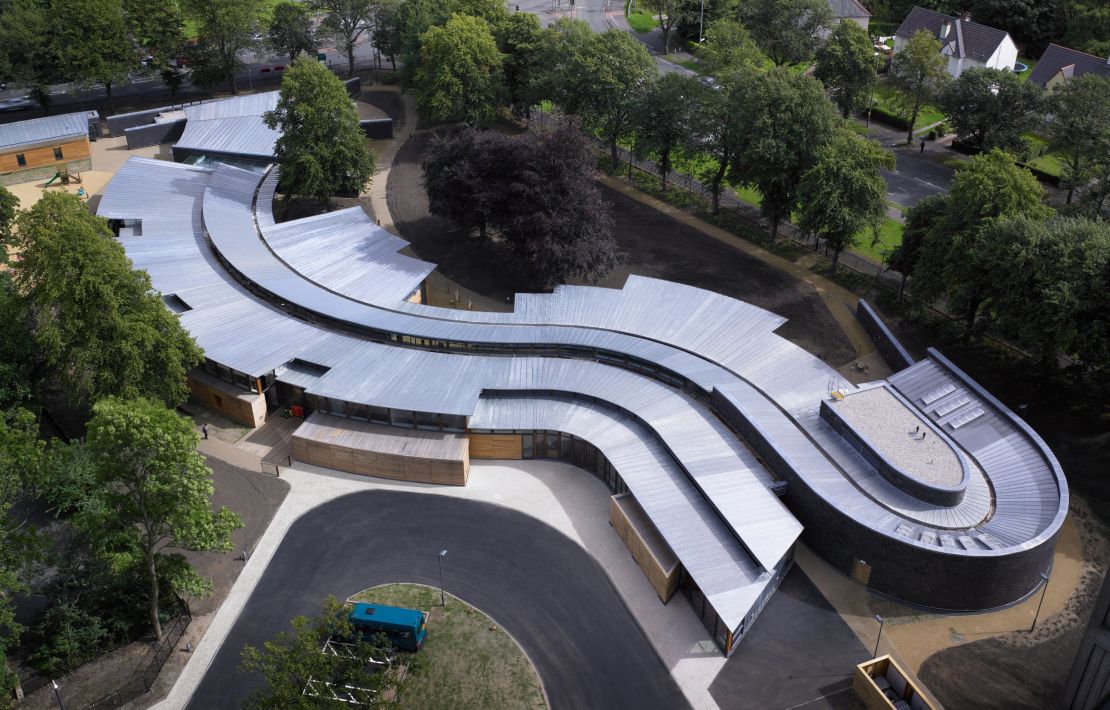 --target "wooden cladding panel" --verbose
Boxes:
[468,434,523,460]
[187,373,266,428]
[293,431,469,486]
[0,138,90,173]
[610,495,680,603]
